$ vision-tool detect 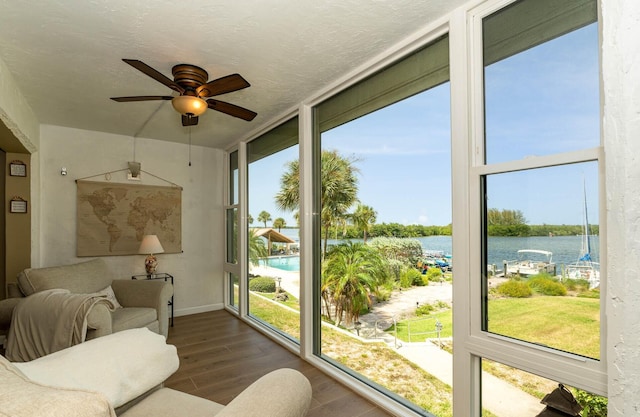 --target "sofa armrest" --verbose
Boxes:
[13,328,179,409]
[0,298,22,336]
[85,303,113,339]
[111,280,173,337]
[216,368,312,417]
